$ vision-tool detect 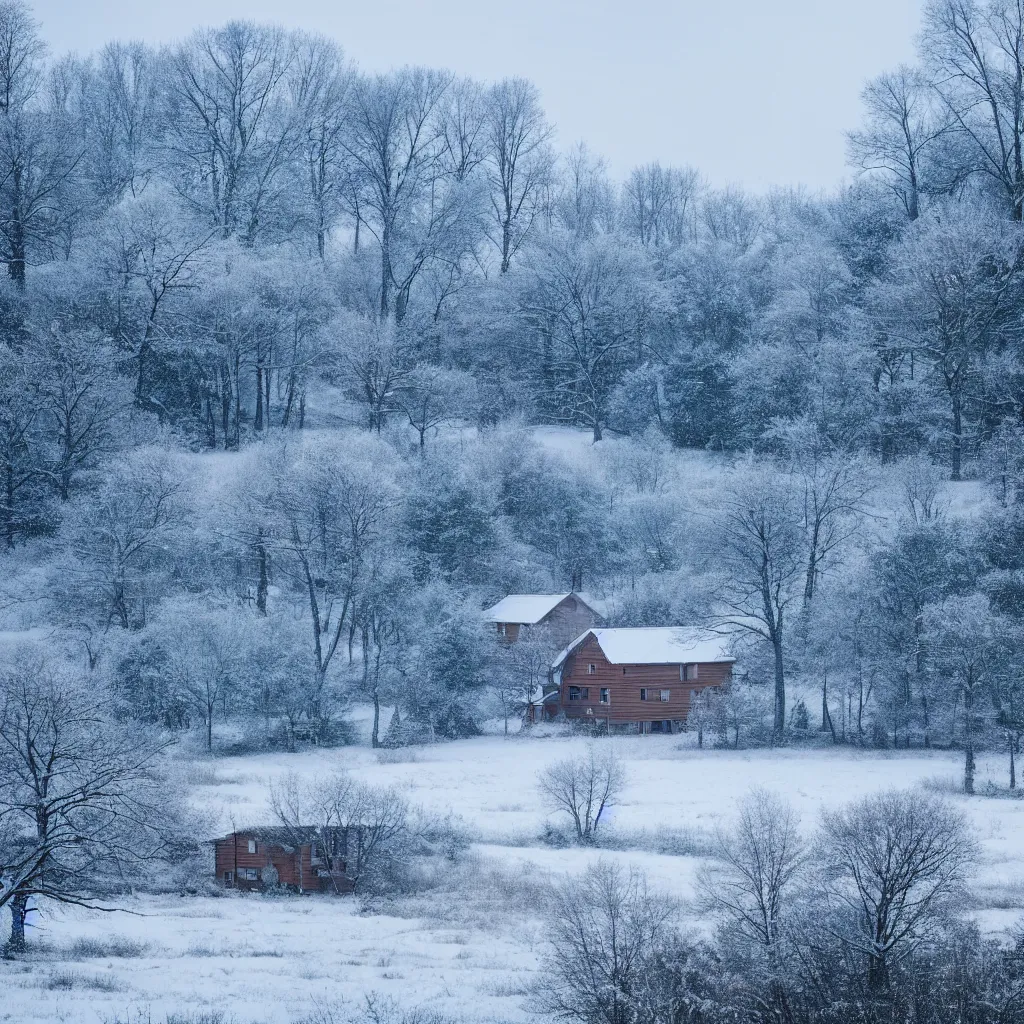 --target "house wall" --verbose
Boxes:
[214,833,352,893]
[558,635,732,725]
[541,596,603,647]
[495,622,522,642]
[496,596,601,650]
